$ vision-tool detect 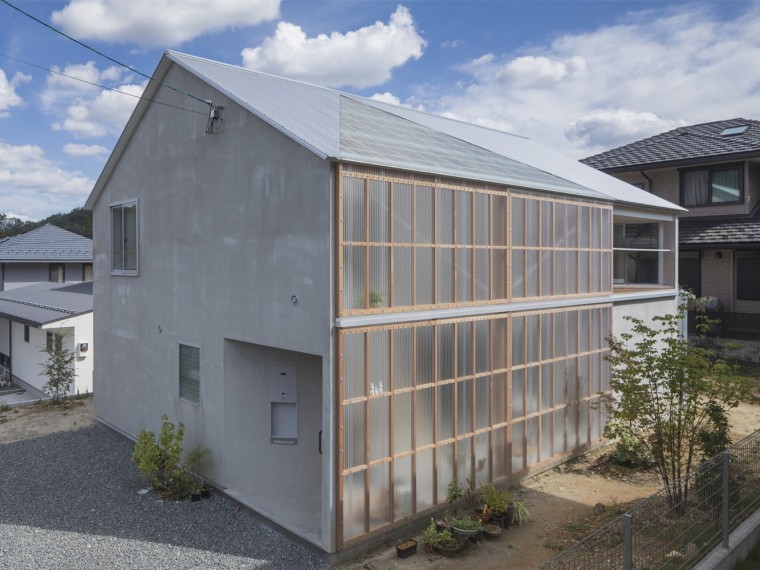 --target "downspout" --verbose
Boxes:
[641,170,653,193]
[1,262,4,291]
